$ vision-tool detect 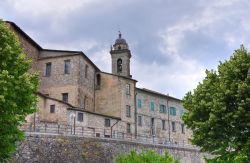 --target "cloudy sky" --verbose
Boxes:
[1,0,250,99]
